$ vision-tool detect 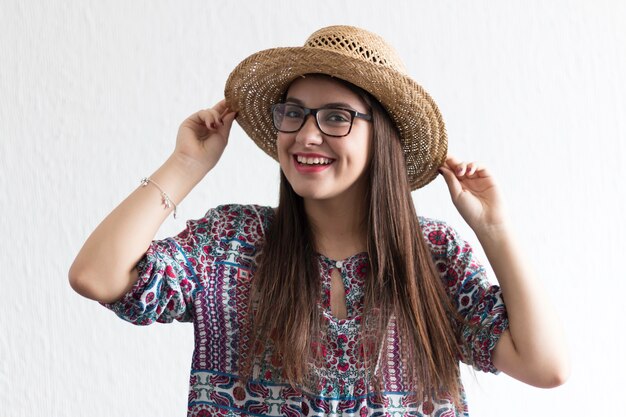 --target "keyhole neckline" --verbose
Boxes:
[316,251,368,269]
[316,251,369,323]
